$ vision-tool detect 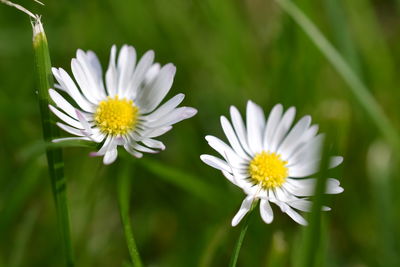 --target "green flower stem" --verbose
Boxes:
[275,0,400,150]
[32,18,74,267]
[229,202,257,267]
[117,163,143,267]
